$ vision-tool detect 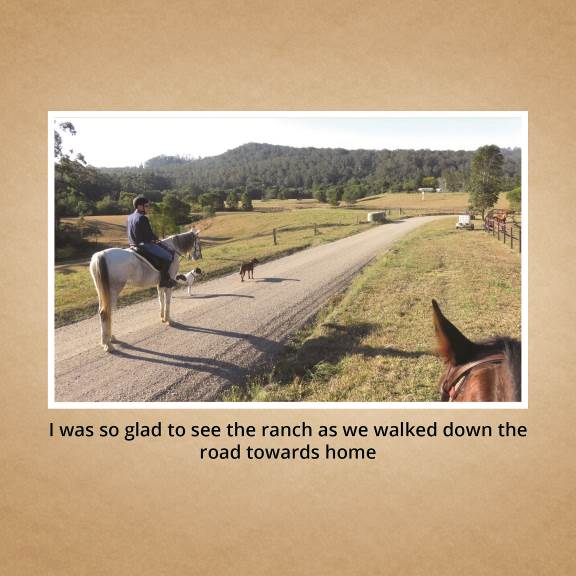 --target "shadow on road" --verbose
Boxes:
[104,321,282,400]
[253,277,300,283]
[172,293,255,300]
[169,321,276,352]
[110,323,275,366]
[111,341,253,400]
